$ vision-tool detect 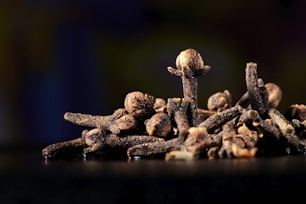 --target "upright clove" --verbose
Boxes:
[245,62,268,117]
[167,48,211,126]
